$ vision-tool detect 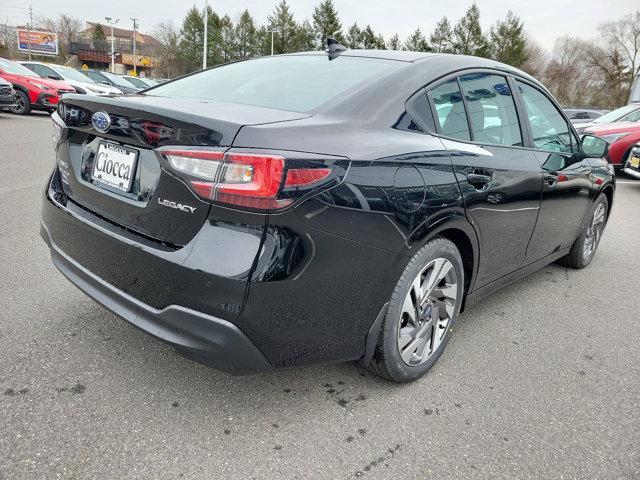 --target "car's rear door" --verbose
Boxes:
[428,72,543,287]
[514,79,594,261]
